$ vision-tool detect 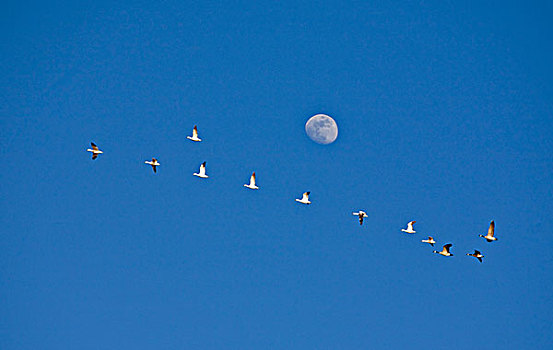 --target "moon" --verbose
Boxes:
[305,114,338,144]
